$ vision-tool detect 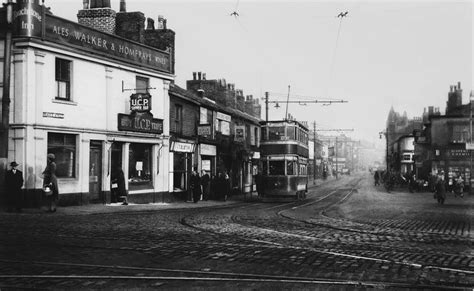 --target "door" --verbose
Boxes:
[89,141,102,202]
